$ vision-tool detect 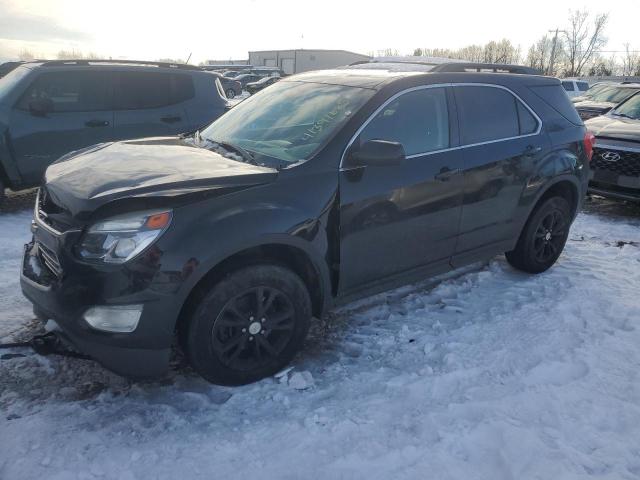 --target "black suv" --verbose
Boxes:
[586,92,640,201]
[0,60,229,202]
[21,65,592,385]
